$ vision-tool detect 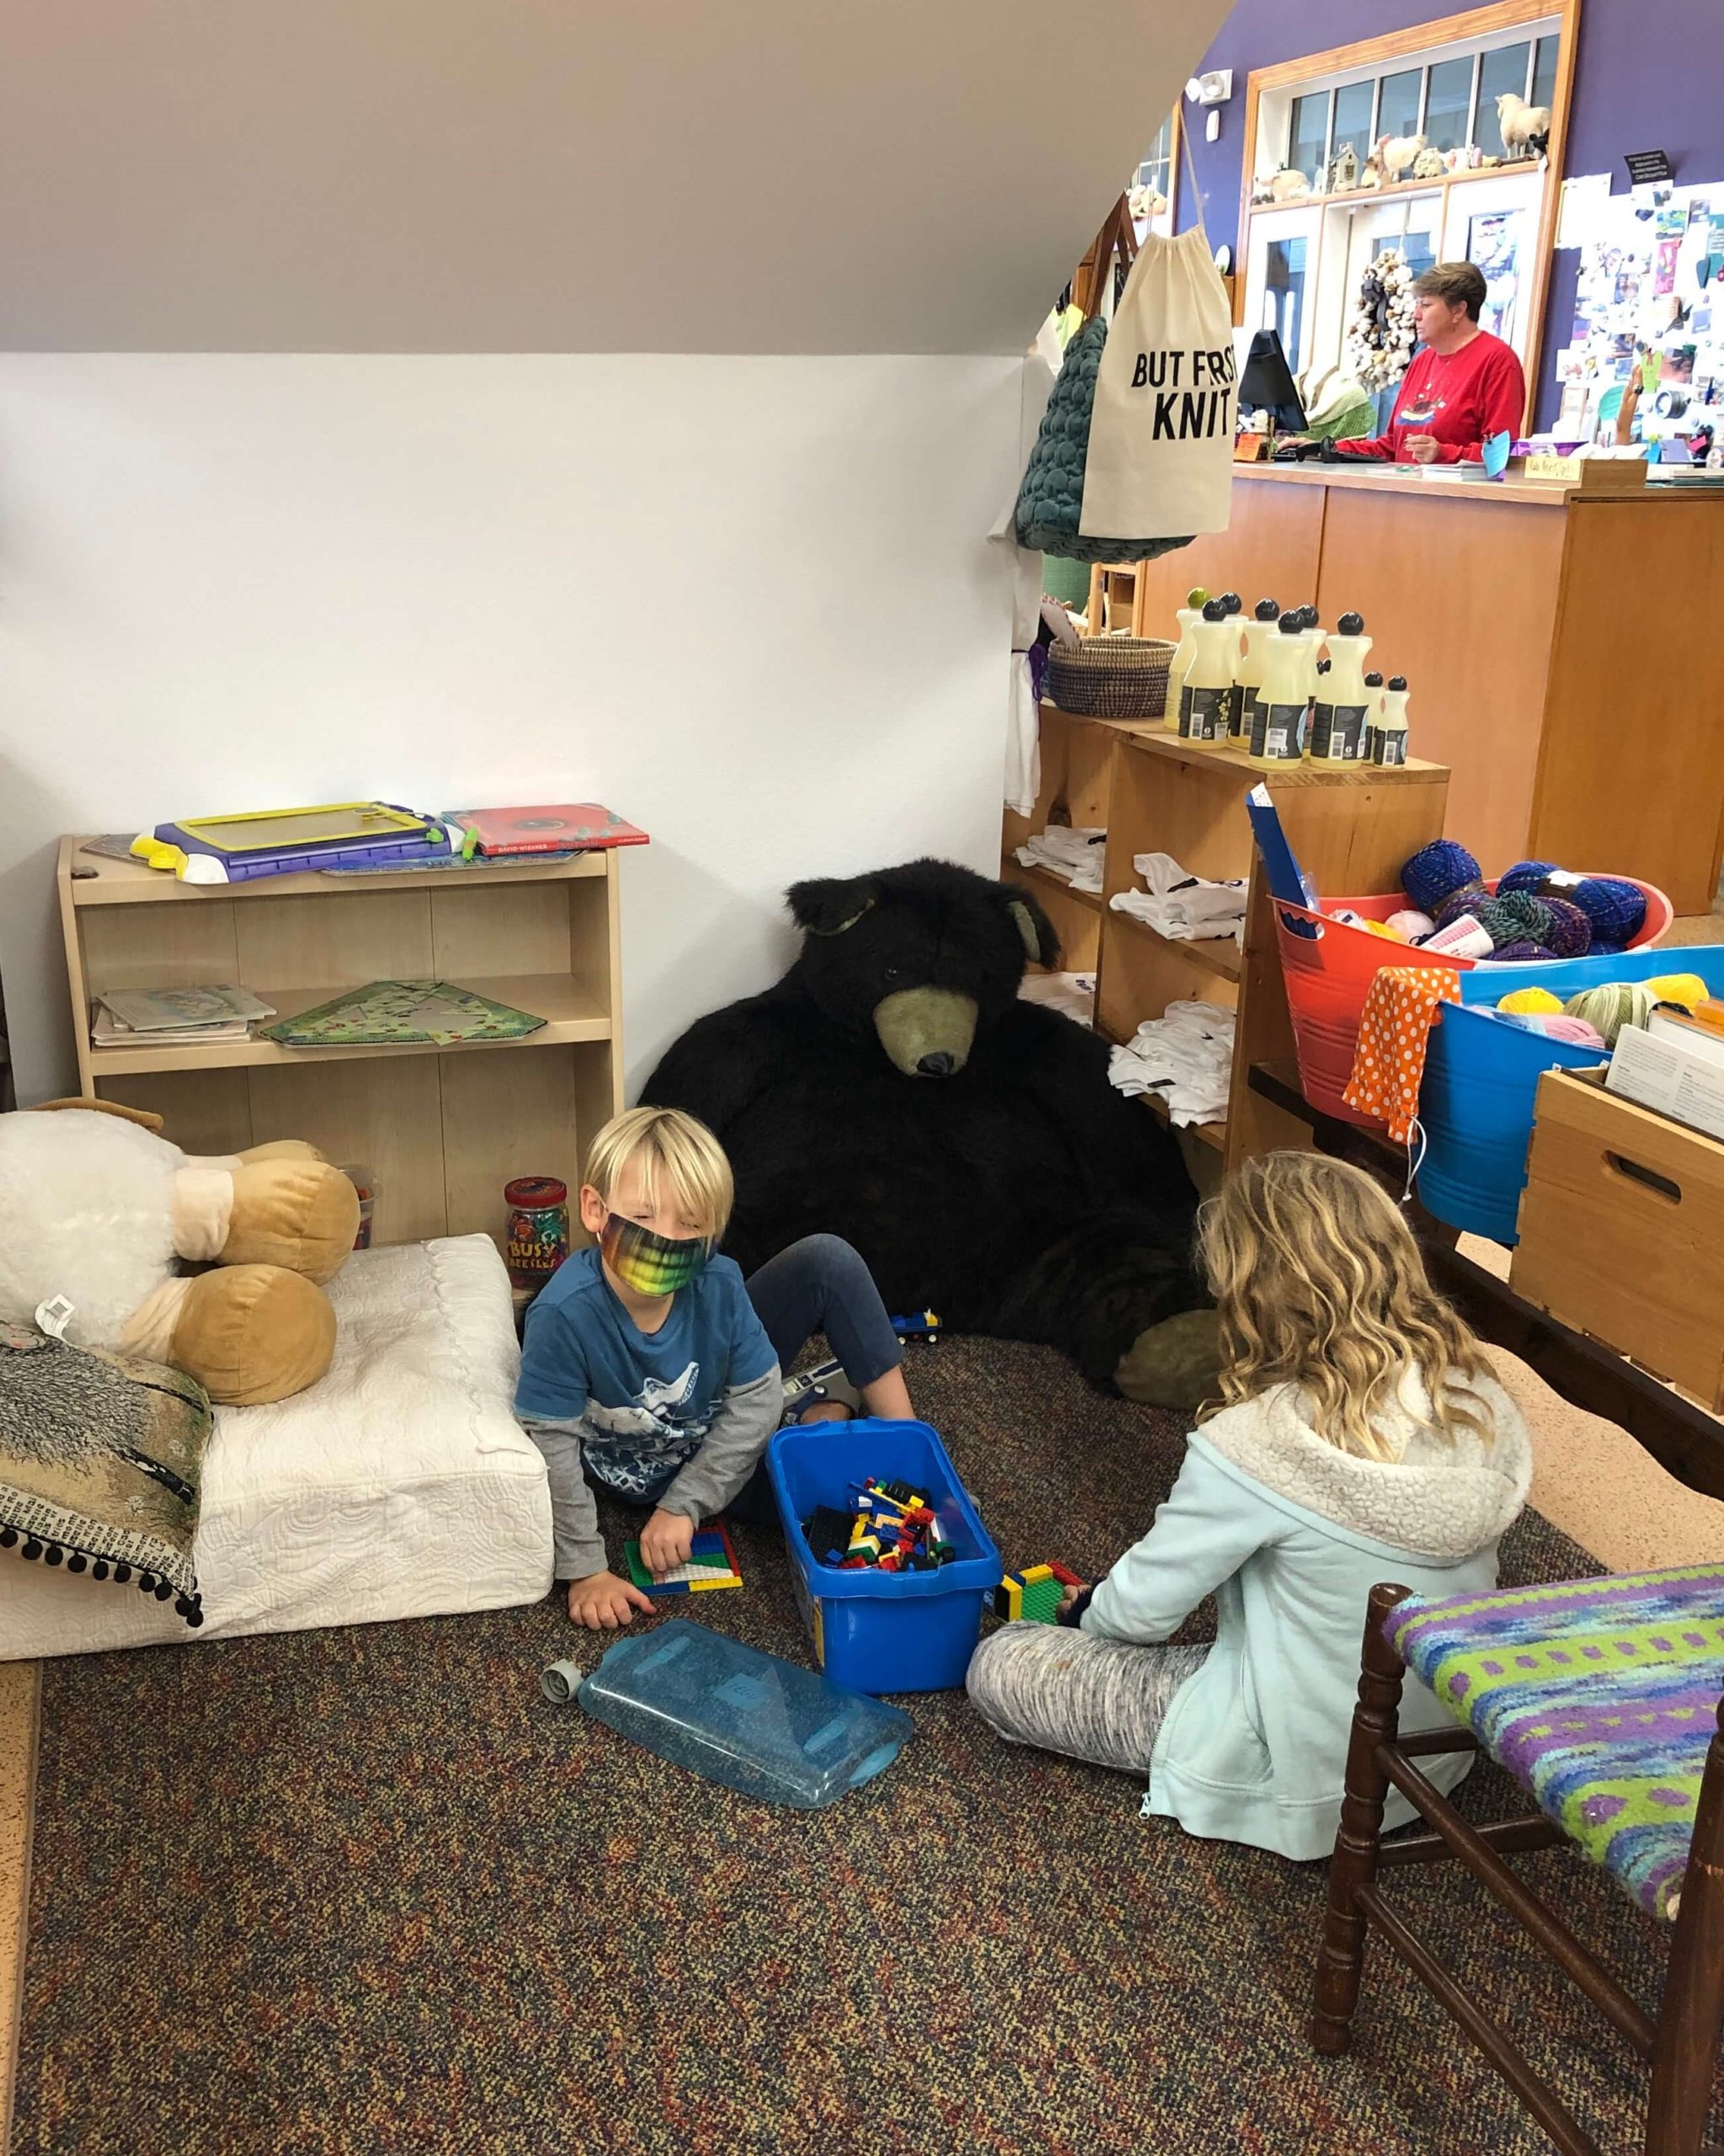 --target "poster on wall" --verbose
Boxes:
[1467,209,1524,344]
